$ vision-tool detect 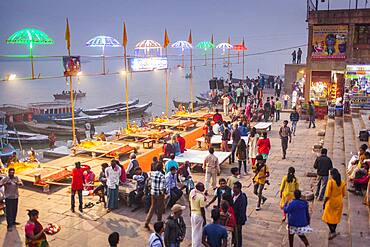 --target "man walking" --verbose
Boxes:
[189,182,207,247]
[235,86,243,107]
[308,101,316,128]
[279,120,292,159]
[253,155,269,211]
[289,107,300,135]
[166,166,183,208]
[233,181,248,247]
[145,164,167,230]
[71,162,90,213]
[313,148,333,201]
[275,97,282,121]
[231,123,241,163]
[263,98,271,122]
[105,160,121,212]
[203,147,220,196]
[0,168,23,231]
